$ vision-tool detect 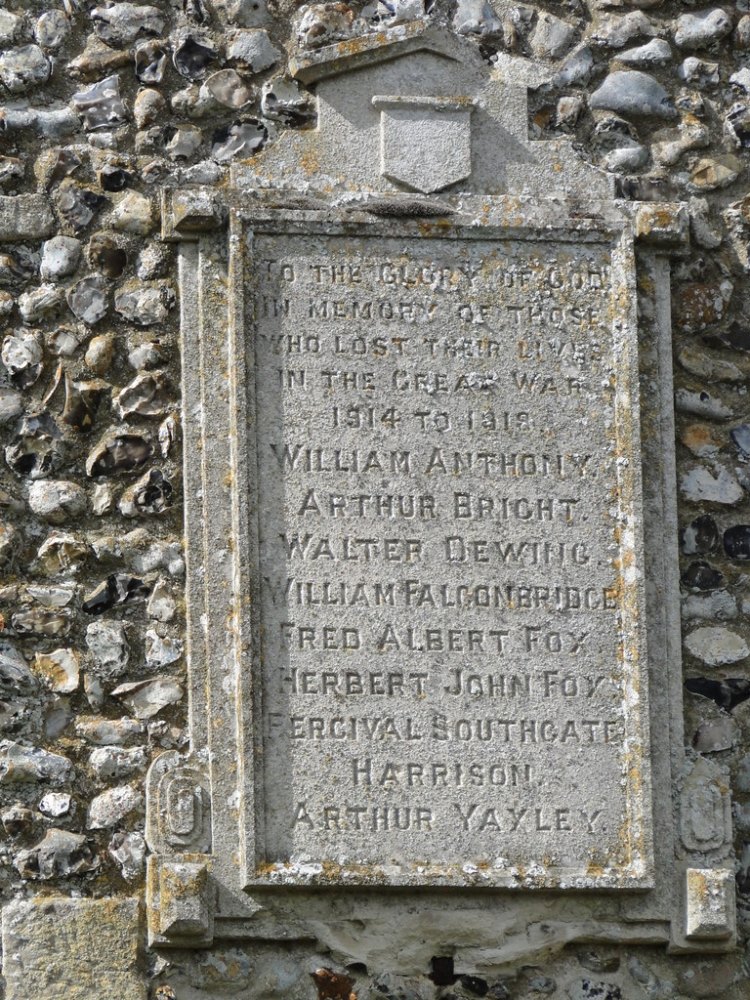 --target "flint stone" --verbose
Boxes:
[89,744,147,779]
[0,45,51,94]
[92,3,165,47]
[530,12,577,59]
[226,29,282,71]
[0,10,21,45]
[0,741,72,784]
[679,465,744,504]
[590,70,675,118]
[33,648,80,693]
[75,715,145,744]
[35,531,89,576]
[684,626,749,666]
[85,619,129,679]
[35,11,71,50]
[109,830,146,880]
[71,75,128,130]
[113,675,183,717]
[112,191,155,234]
[674,8,733,49]
[1,897,144,1000]
[18,284,65,323]
[591,11,656,49]
[13,828,98,879]
[617,38,672,65]
[40,236,82,280]
[88,783,144,828]
[453,0,502,35]
[114,281,174,325]
[39,791,71,816]
[28,480,87,523]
